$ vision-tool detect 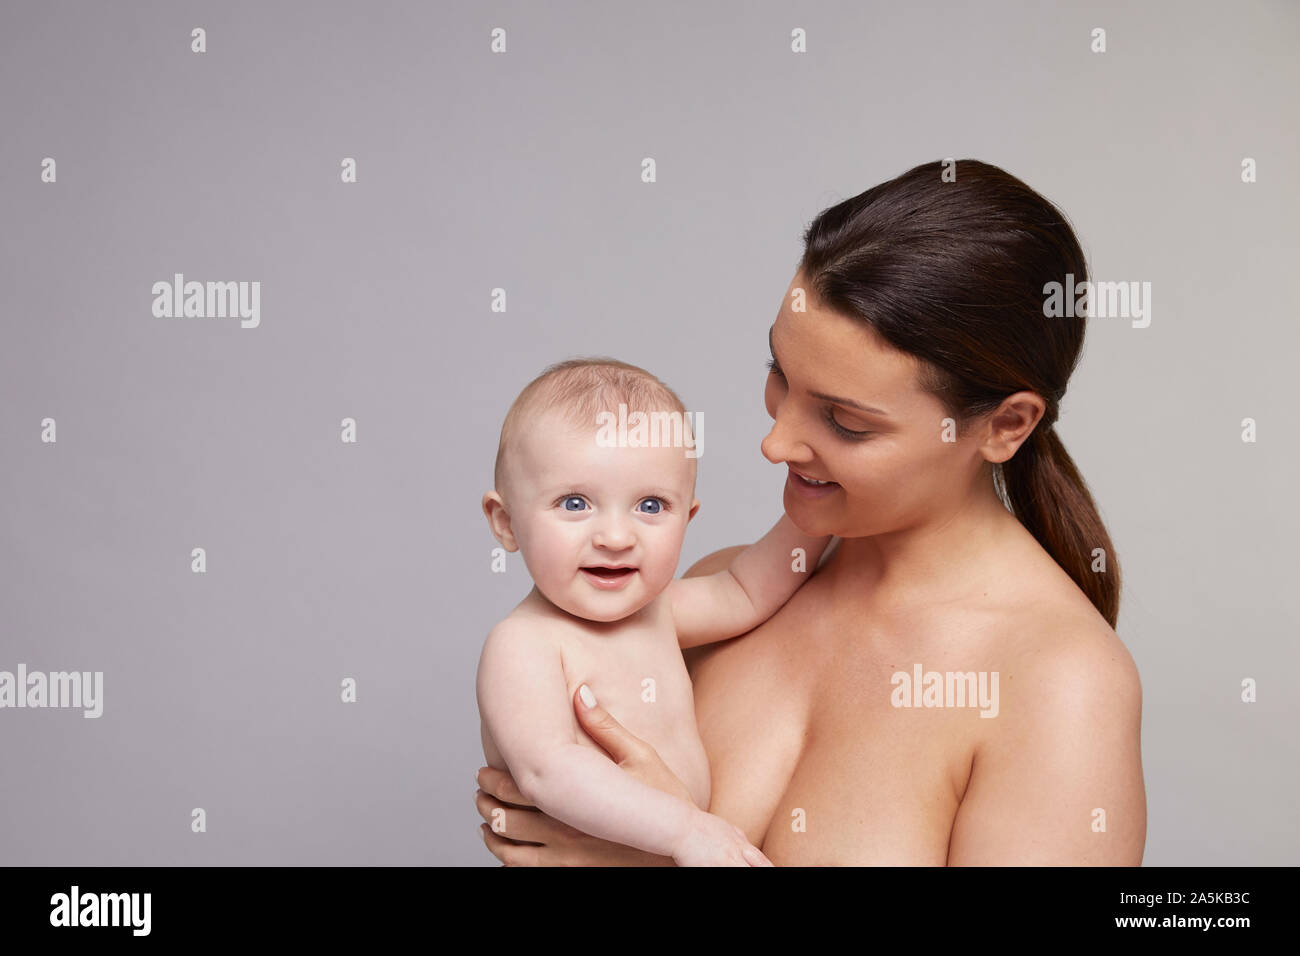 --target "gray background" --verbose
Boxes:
[1,0,1296,866]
